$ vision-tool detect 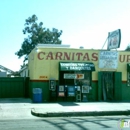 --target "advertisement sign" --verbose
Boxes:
[107,29,121,50]
[64,73,84,79]
[58,86,65,97]
[58,92,65,97]
[99,51,119,69]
